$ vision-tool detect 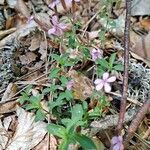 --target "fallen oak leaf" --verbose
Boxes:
[1,83,17,102]
[6,107,47,150]
[19,52,37,65]
[0,101,18,114]
[67,70,94,100]
[130,31,150,65]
